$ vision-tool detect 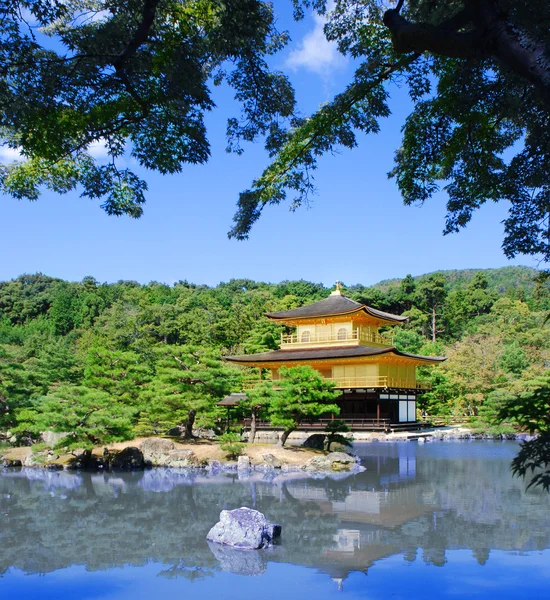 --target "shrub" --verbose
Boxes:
[31,442,51,454]
[325,421,354,452]
[219,432,245,460]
